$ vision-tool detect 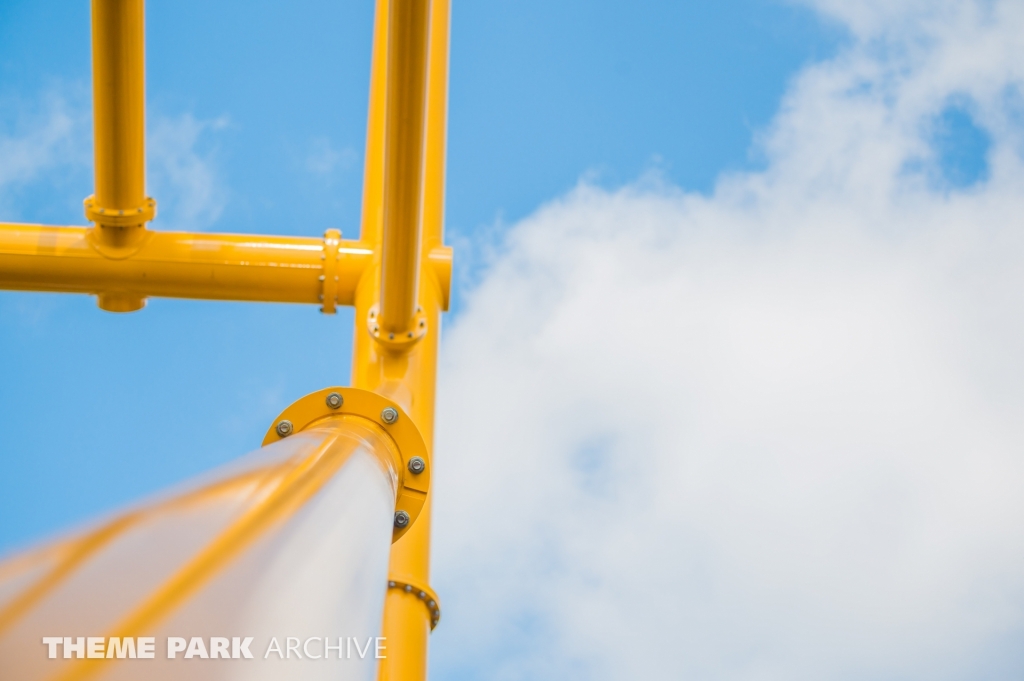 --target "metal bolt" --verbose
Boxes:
[408,456,425,475]
[326,392,343,409]
[381,406,399,424]
[394,511,410,529]
[276,420,293,437]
